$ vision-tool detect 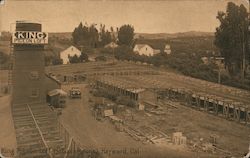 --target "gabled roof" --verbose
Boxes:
[48,89,67,97]
[60,45,80,53]
[134,44,152,50]
[136,44,146,49]
[104,42,118,48]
